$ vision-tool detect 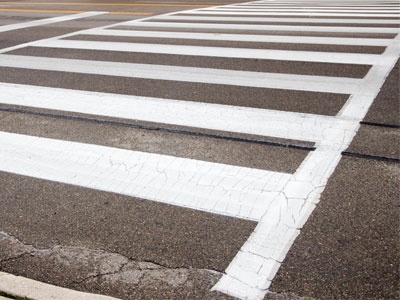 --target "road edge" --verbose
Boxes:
[0,272,120,300]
